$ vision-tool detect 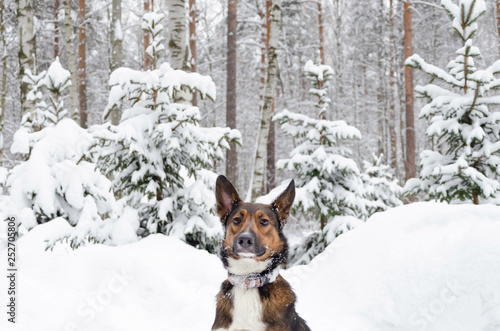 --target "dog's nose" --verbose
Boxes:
[237,233,254,248]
